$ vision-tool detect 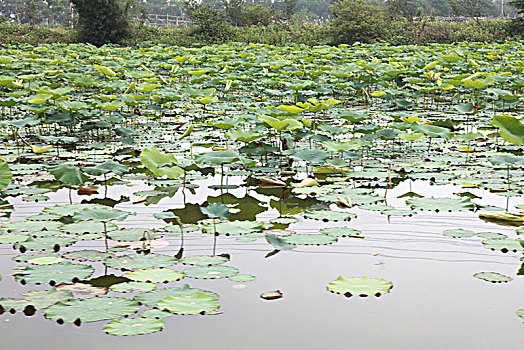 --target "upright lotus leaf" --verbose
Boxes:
[226,129,262,143]
[406,197,475,211]
[203,220,264,235]
[266,234,295,251]
[73,207,132,223]
[94,64,117,77]
[195,150,242,166]
[104,317,165,336]
[44,297,139,323]
[82,160,129,176]
[47,163,88,186]
[158,293,219,315]
[411,124,453,140]
[398,132,425,142]
[178,123,194,140]
[492,115,524,146]
[258,115,290,131]
[284,149,330,165]
[14,262,94,285]
[0,160,12,190]
[140,147,184,178]
[200,203,229,220]
[327,276,393,297]
[488,155,524,167]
